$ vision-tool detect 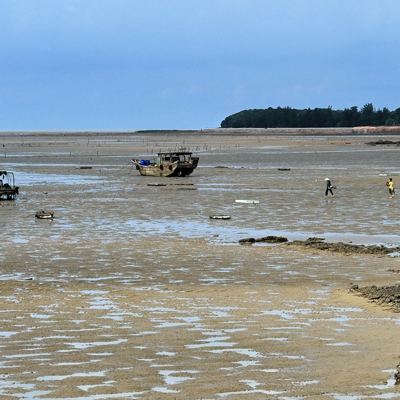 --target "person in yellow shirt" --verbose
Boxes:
[387,178,395,199]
